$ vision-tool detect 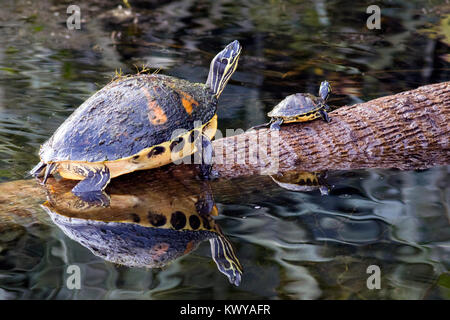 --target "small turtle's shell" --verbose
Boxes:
[268,93,321,118]
[41,74,217,163]
[271,172,321,192]
[271,171,329,195]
